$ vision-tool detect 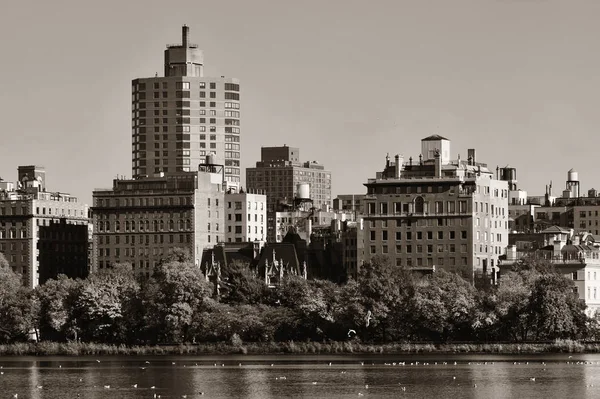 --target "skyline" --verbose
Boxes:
[2,0,600,204]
